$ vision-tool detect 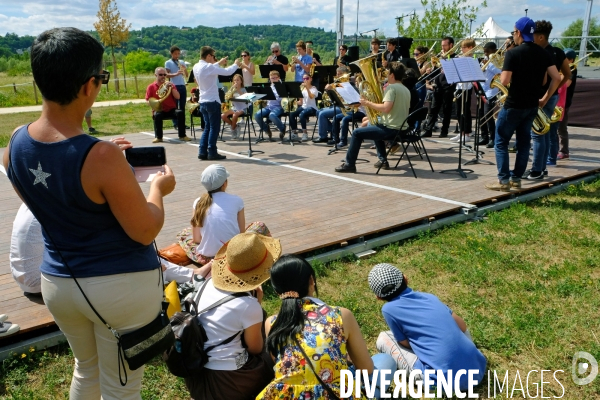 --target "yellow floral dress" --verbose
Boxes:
[257,298,350,400]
